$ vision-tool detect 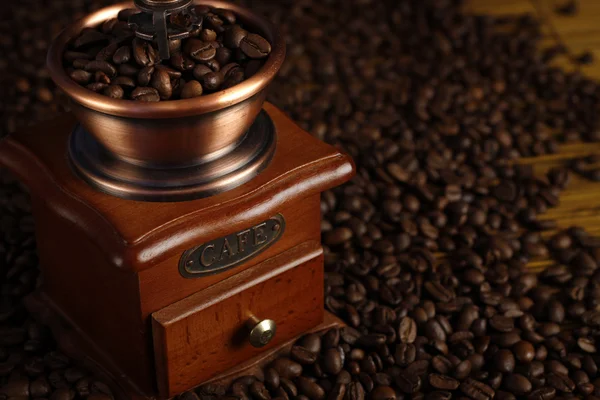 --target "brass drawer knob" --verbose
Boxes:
[247,316,276,348]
